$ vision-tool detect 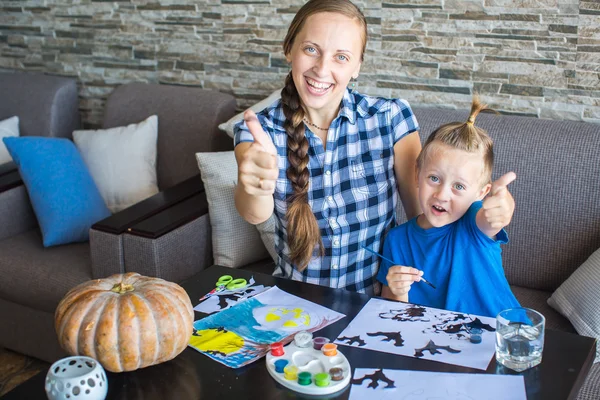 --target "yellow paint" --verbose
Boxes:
[253,306,315,331]
[265,313,281,322]
[189,328,244,355]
